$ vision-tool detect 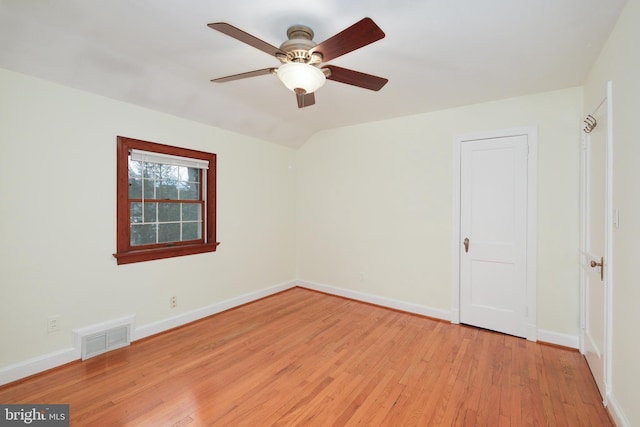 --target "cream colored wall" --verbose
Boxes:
[0,69,297,368]
[297,87,583,336]
[584,0,640,425]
